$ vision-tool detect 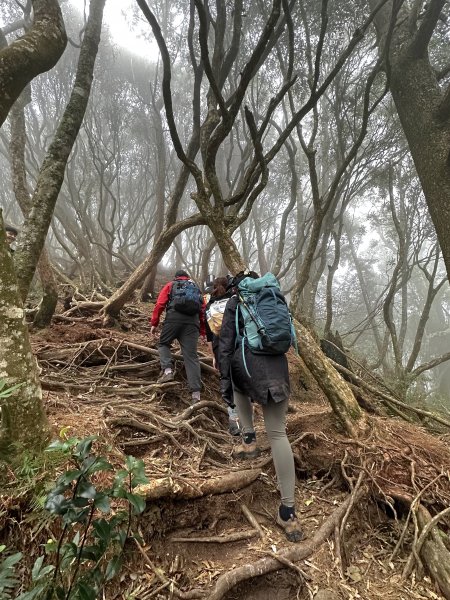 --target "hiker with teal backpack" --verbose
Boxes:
[218,271,303,542]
